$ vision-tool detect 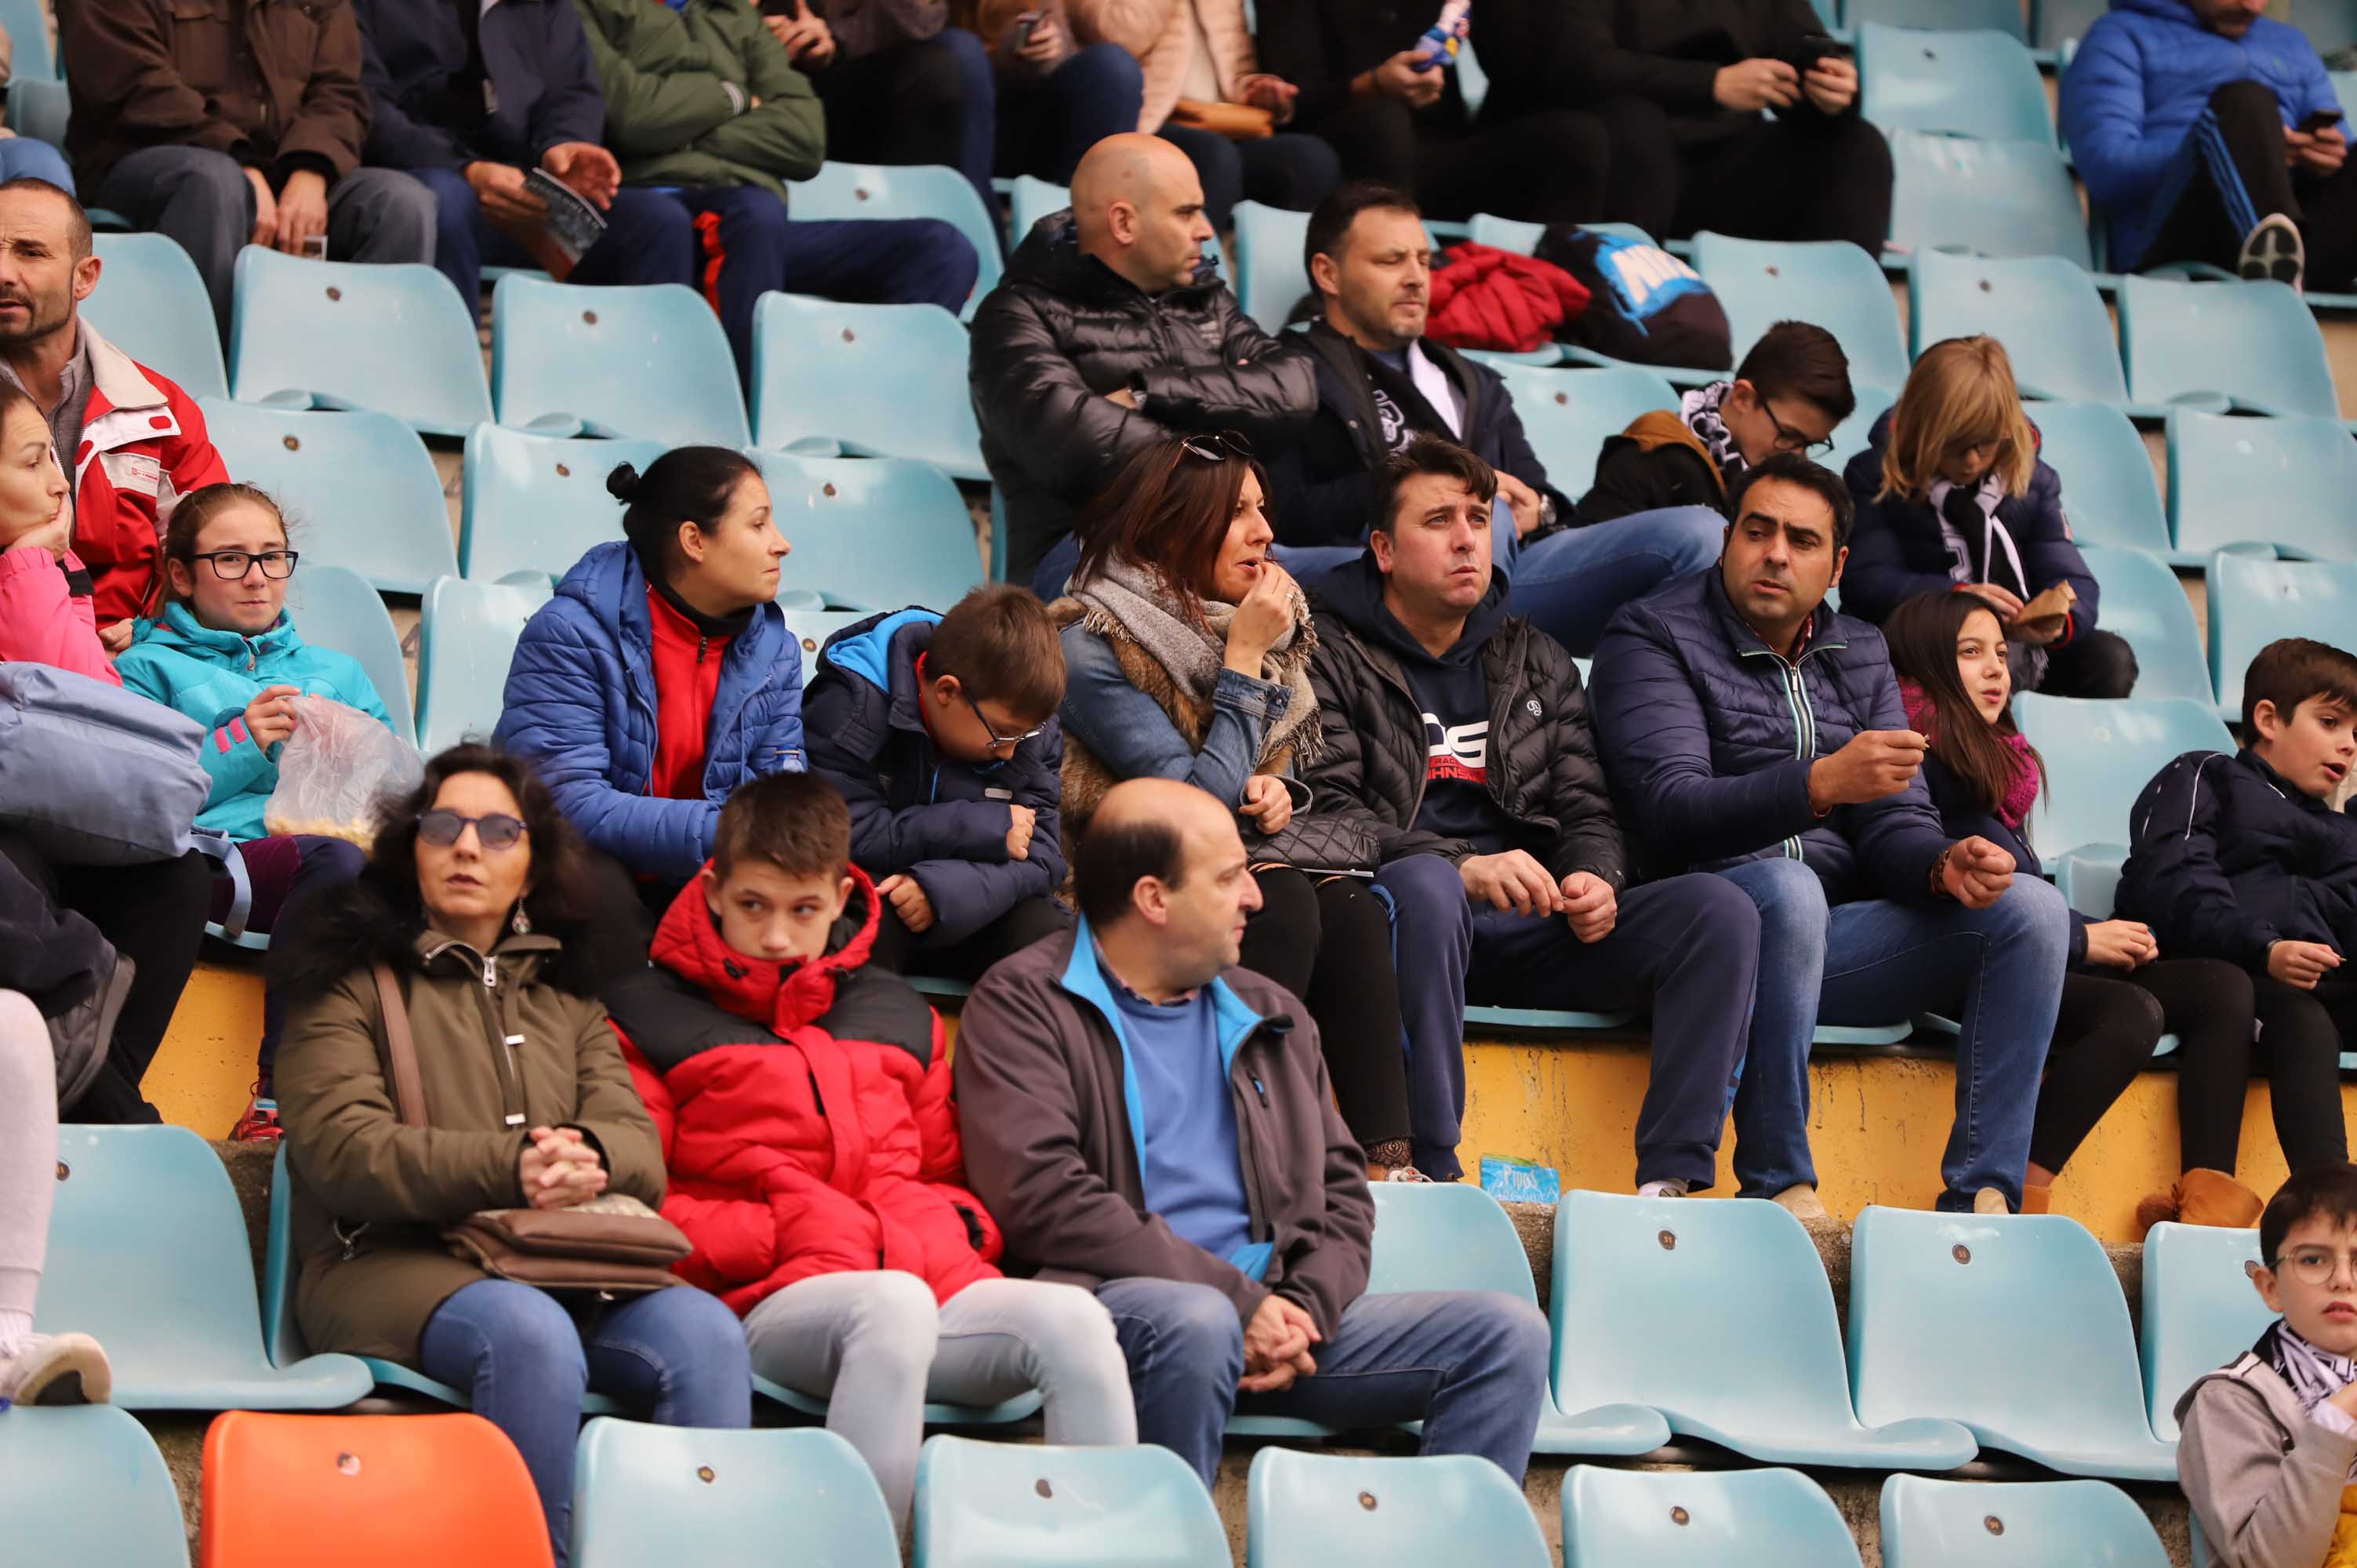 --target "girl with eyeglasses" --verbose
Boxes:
[1841,335,2139,701]
[115,482,390,1142]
